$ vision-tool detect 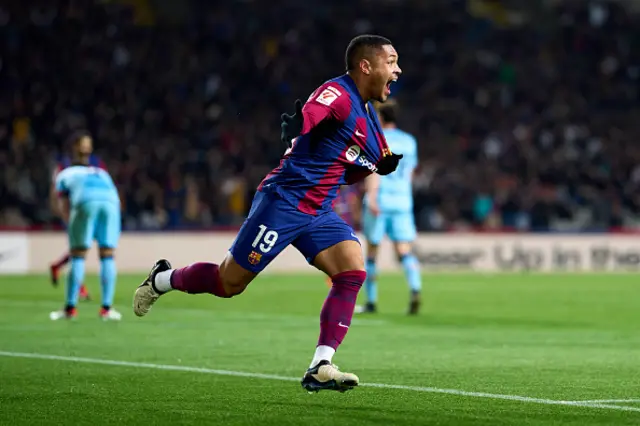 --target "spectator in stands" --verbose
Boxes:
[1,0,640,232]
